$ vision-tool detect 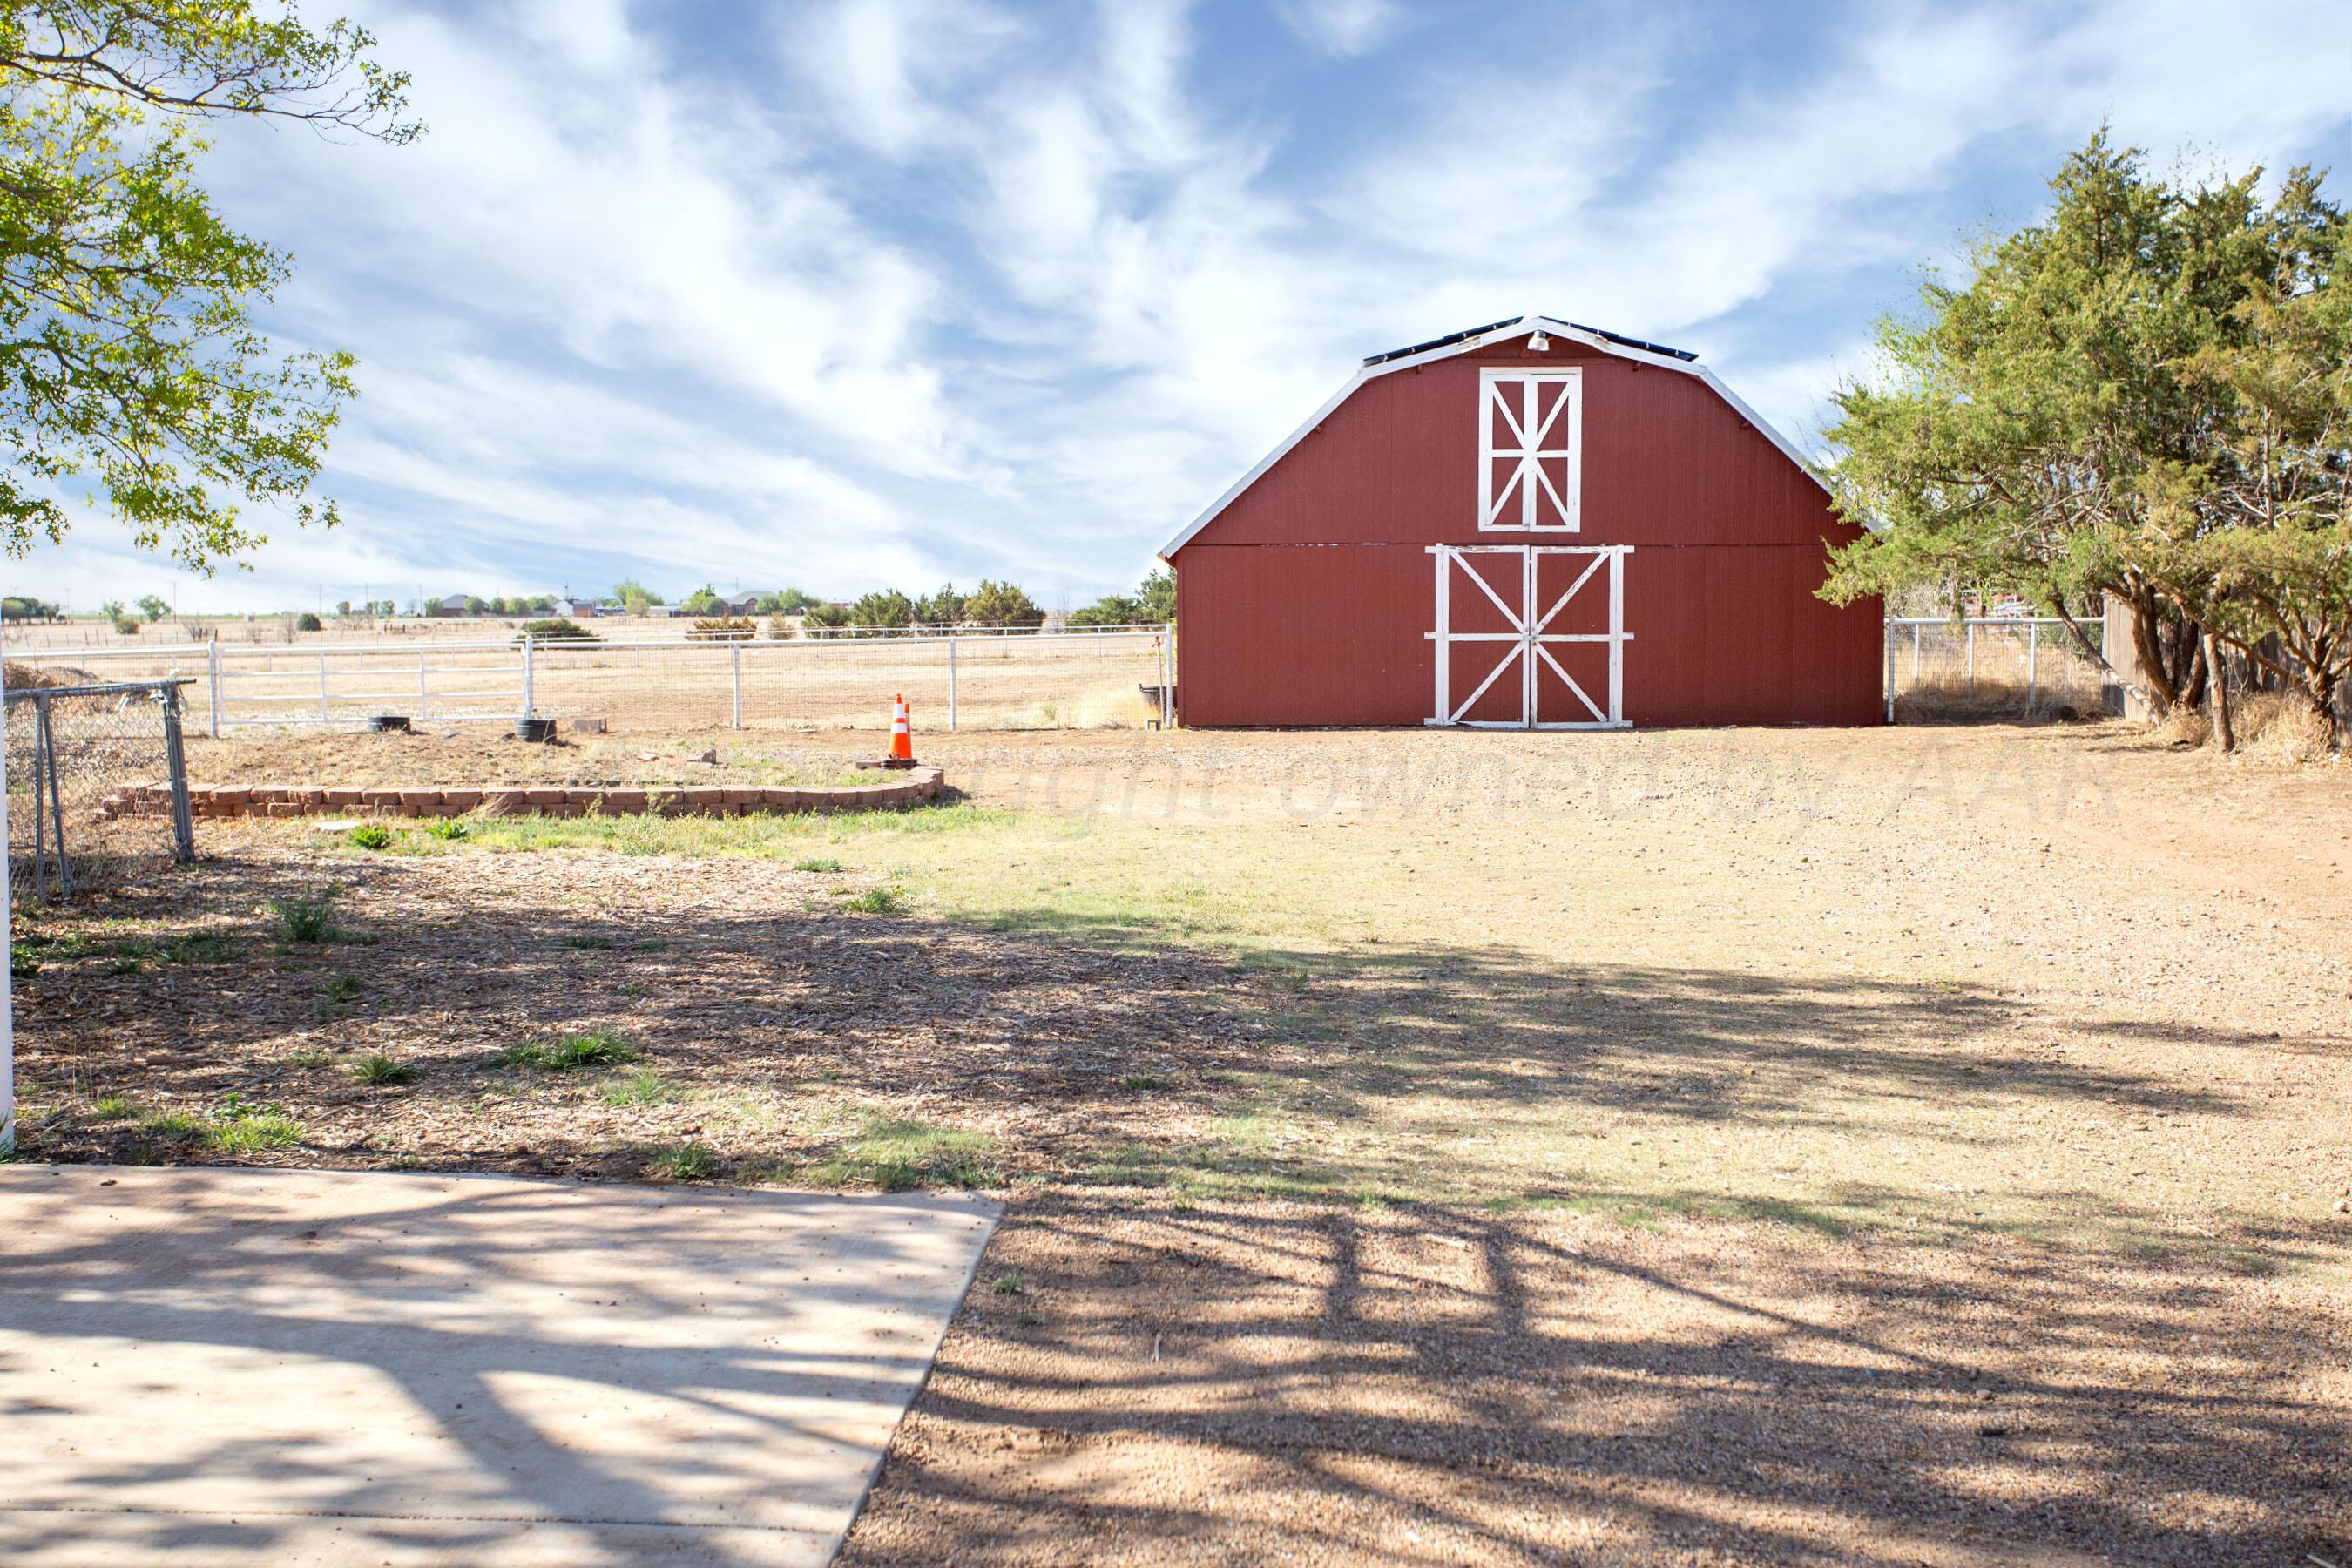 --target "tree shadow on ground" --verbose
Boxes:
[11,846,2338,1265]
[841,1195,2352,1567]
